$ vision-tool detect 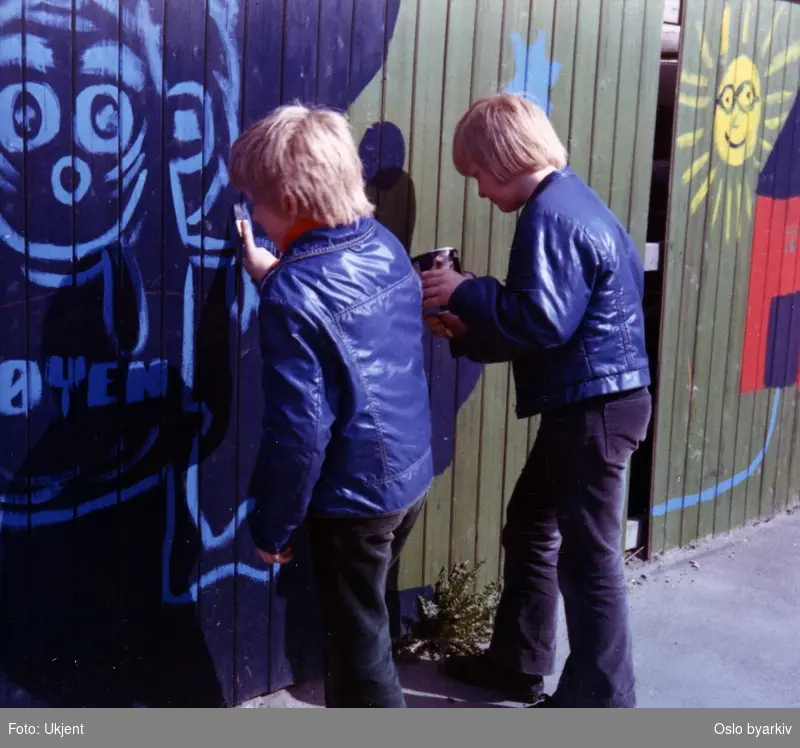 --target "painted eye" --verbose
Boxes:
[75,84,134,154]
[717,84,735,114]
[735,81,759,113]
[0,82,61,153]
